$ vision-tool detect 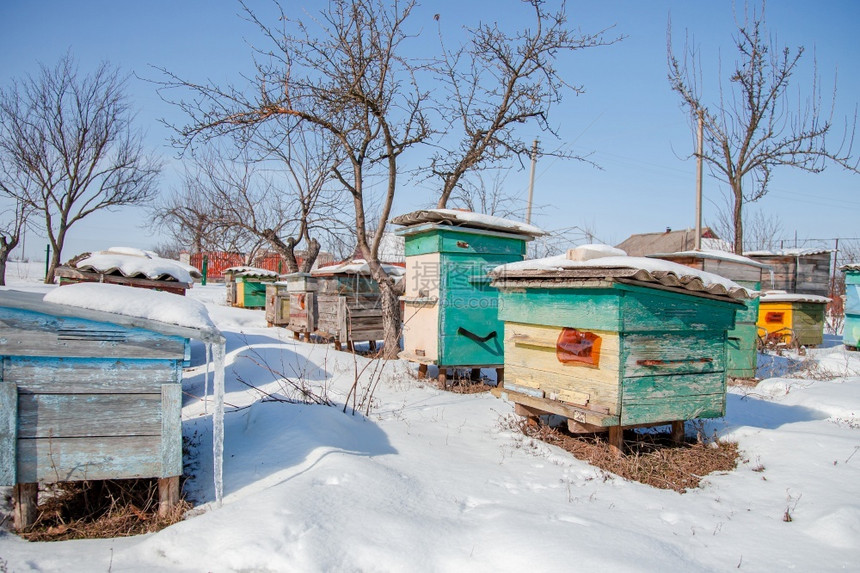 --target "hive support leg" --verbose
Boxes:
[515,403,543,427]
[347,341,355,353]
[495,367,504,388]
[334,341,342,351]
[417,364,428,380]
[608,426,624,457]
[671,420,686,444]
[369,340,377,353]
[470,368,482,381]
[438,369,448,390]
[293,331,300,340]
[158,476,180,517]
[13,482,38,530]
